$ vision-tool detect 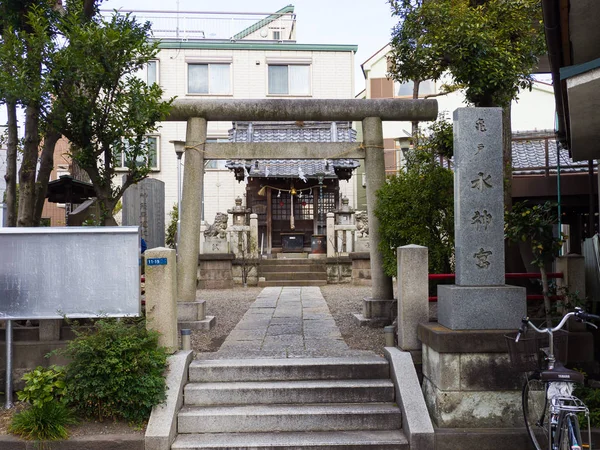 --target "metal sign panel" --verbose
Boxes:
[0,227,141,320]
